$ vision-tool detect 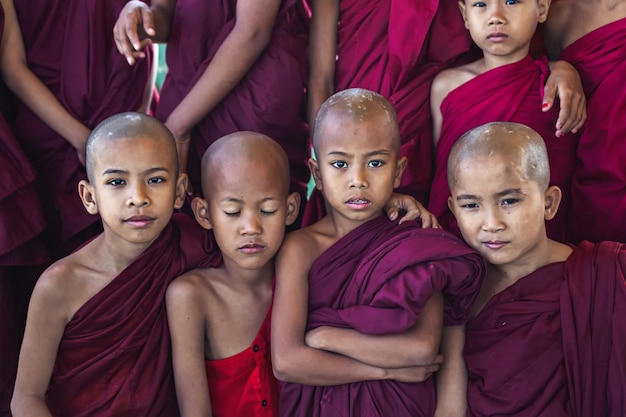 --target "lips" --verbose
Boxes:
[487,32,508,41]
[346,198,371,209]
[124,215,155,228]
[239,243,266,254]
[482,240,508,250]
